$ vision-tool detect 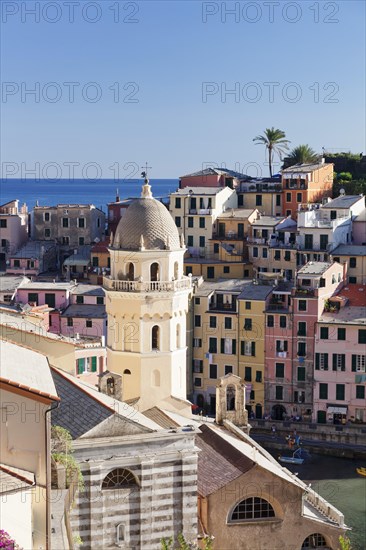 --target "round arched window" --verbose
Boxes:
[102,468,138,489]
[230,497,275,522]
[301,534,327,548]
